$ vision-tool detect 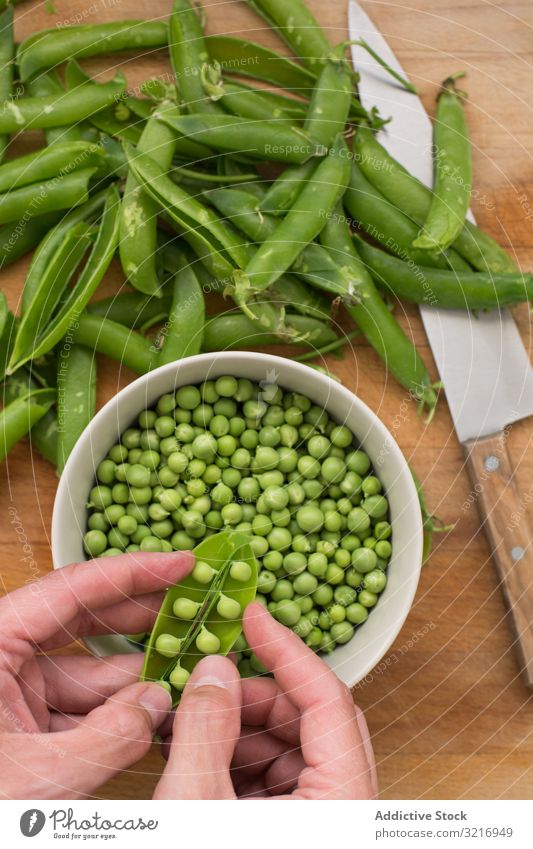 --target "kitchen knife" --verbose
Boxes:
[349,1,533,687]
